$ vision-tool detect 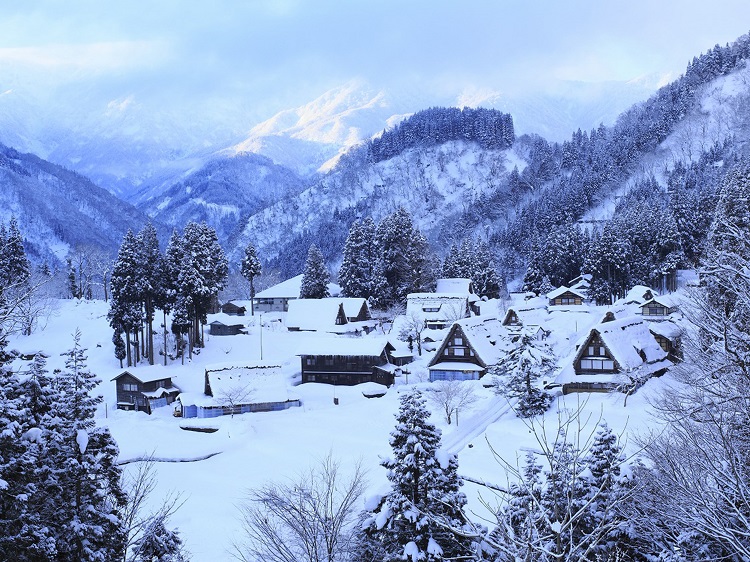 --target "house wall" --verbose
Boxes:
[300,353,392,385]
[180,399,302,419]
[254,297,292,313]
[574,335,618,374]
[550,292,583,306]
[429,369,483,382]
[642,304,675,316]
[115,373,149,411]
